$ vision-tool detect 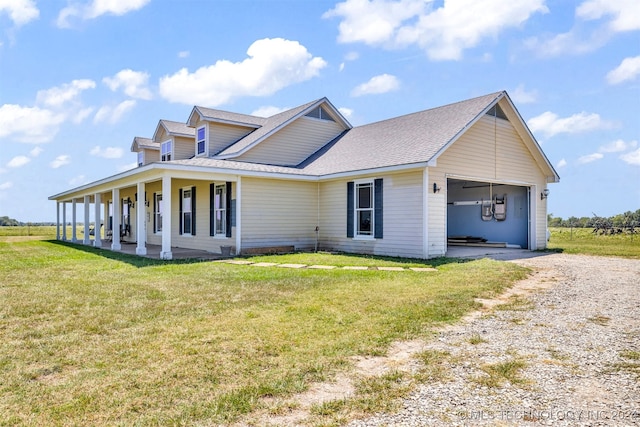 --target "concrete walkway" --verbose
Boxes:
[215,259,438,272]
